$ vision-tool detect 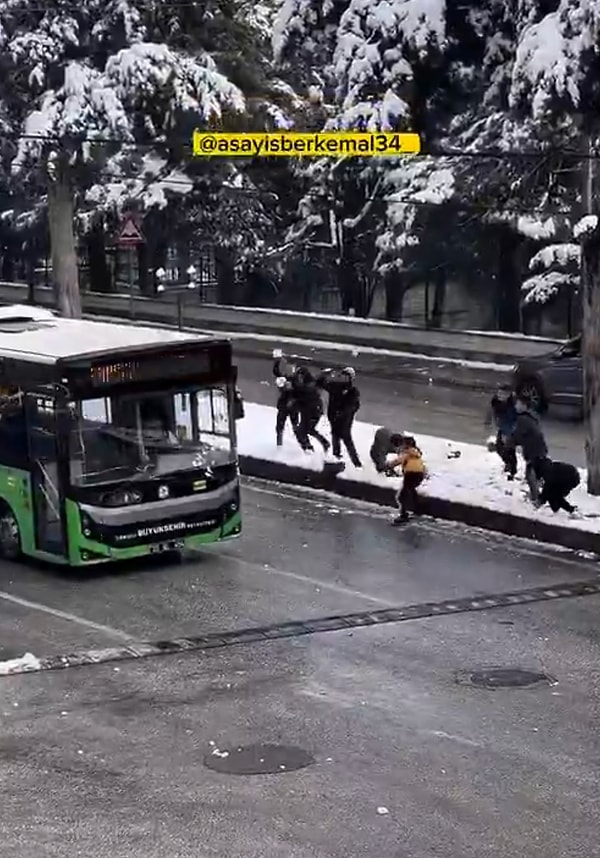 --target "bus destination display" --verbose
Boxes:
[88,351,212,387]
